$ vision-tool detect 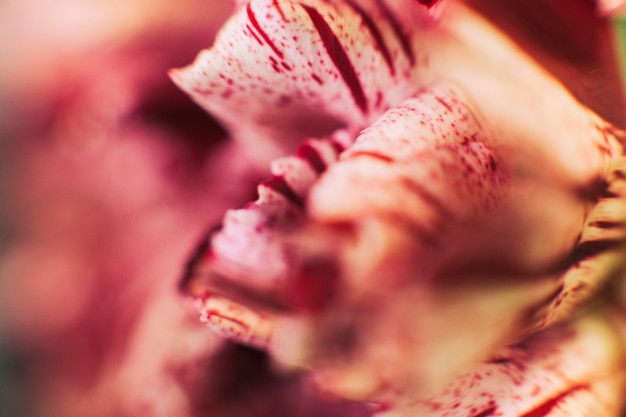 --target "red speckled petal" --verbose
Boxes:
[182,82,626,406]
[266,85,626,404]
[404,314,625,417]
[170,0,434,161]
[307,86,620,282]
